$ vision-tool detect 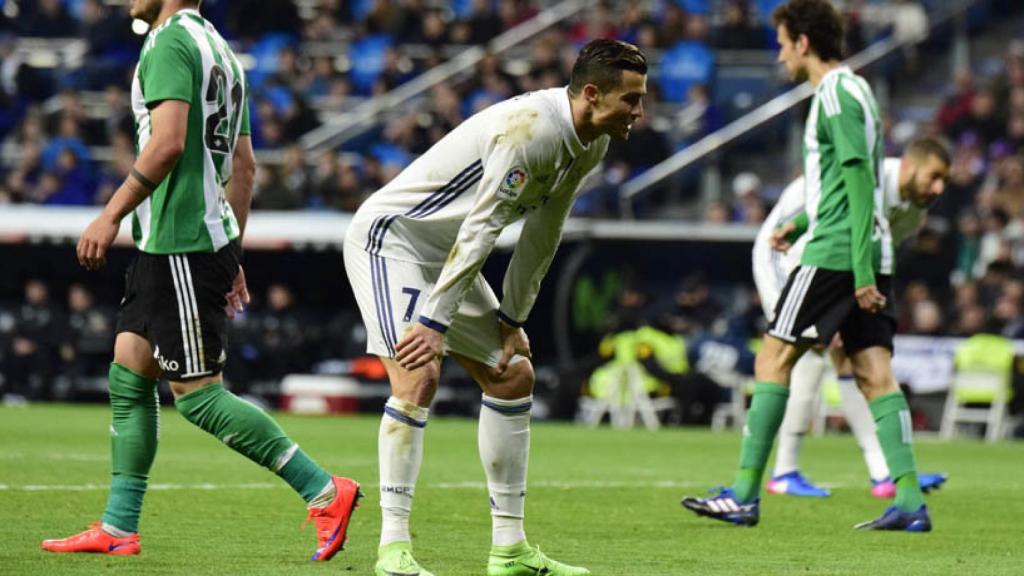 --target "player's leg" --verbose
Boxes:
[829,346,891,491]
[683,266,852,525]
[452,354,588,576]
[342,241,436,575]
[841,281,931,532]
[372,357,437,576]
[164,245,359,559]
[768,348,830,497]
[42,256,161,555]
[445,275,587,576]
